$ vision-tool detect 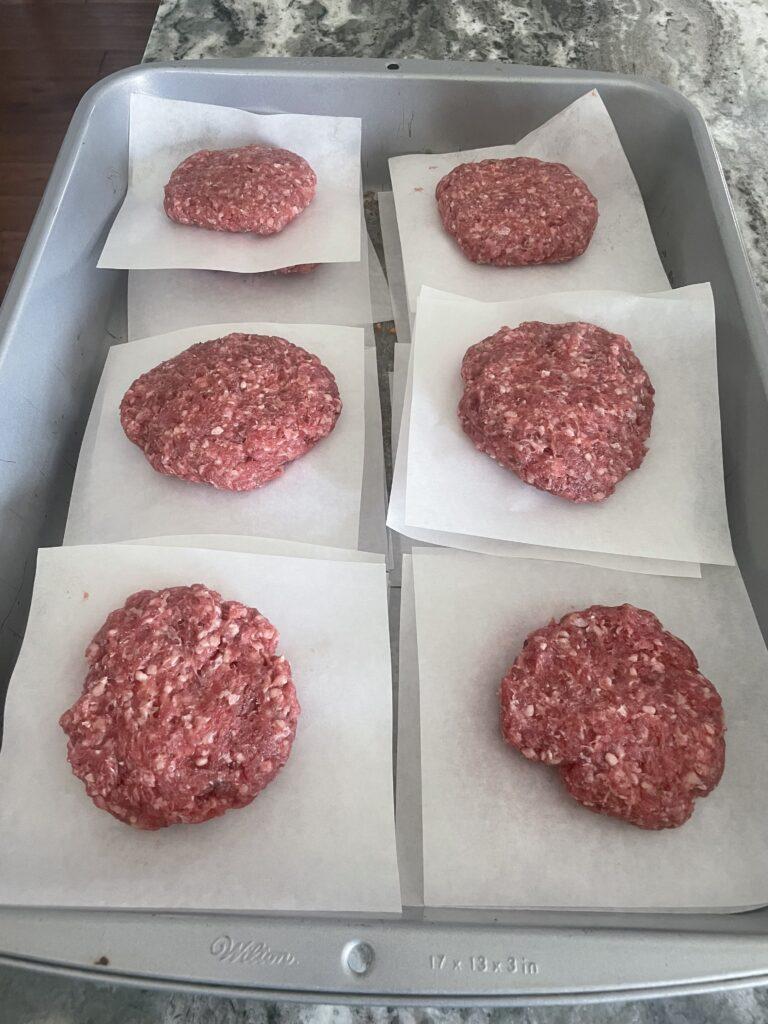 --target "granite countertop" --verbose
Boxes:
[3,1,768,1021]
